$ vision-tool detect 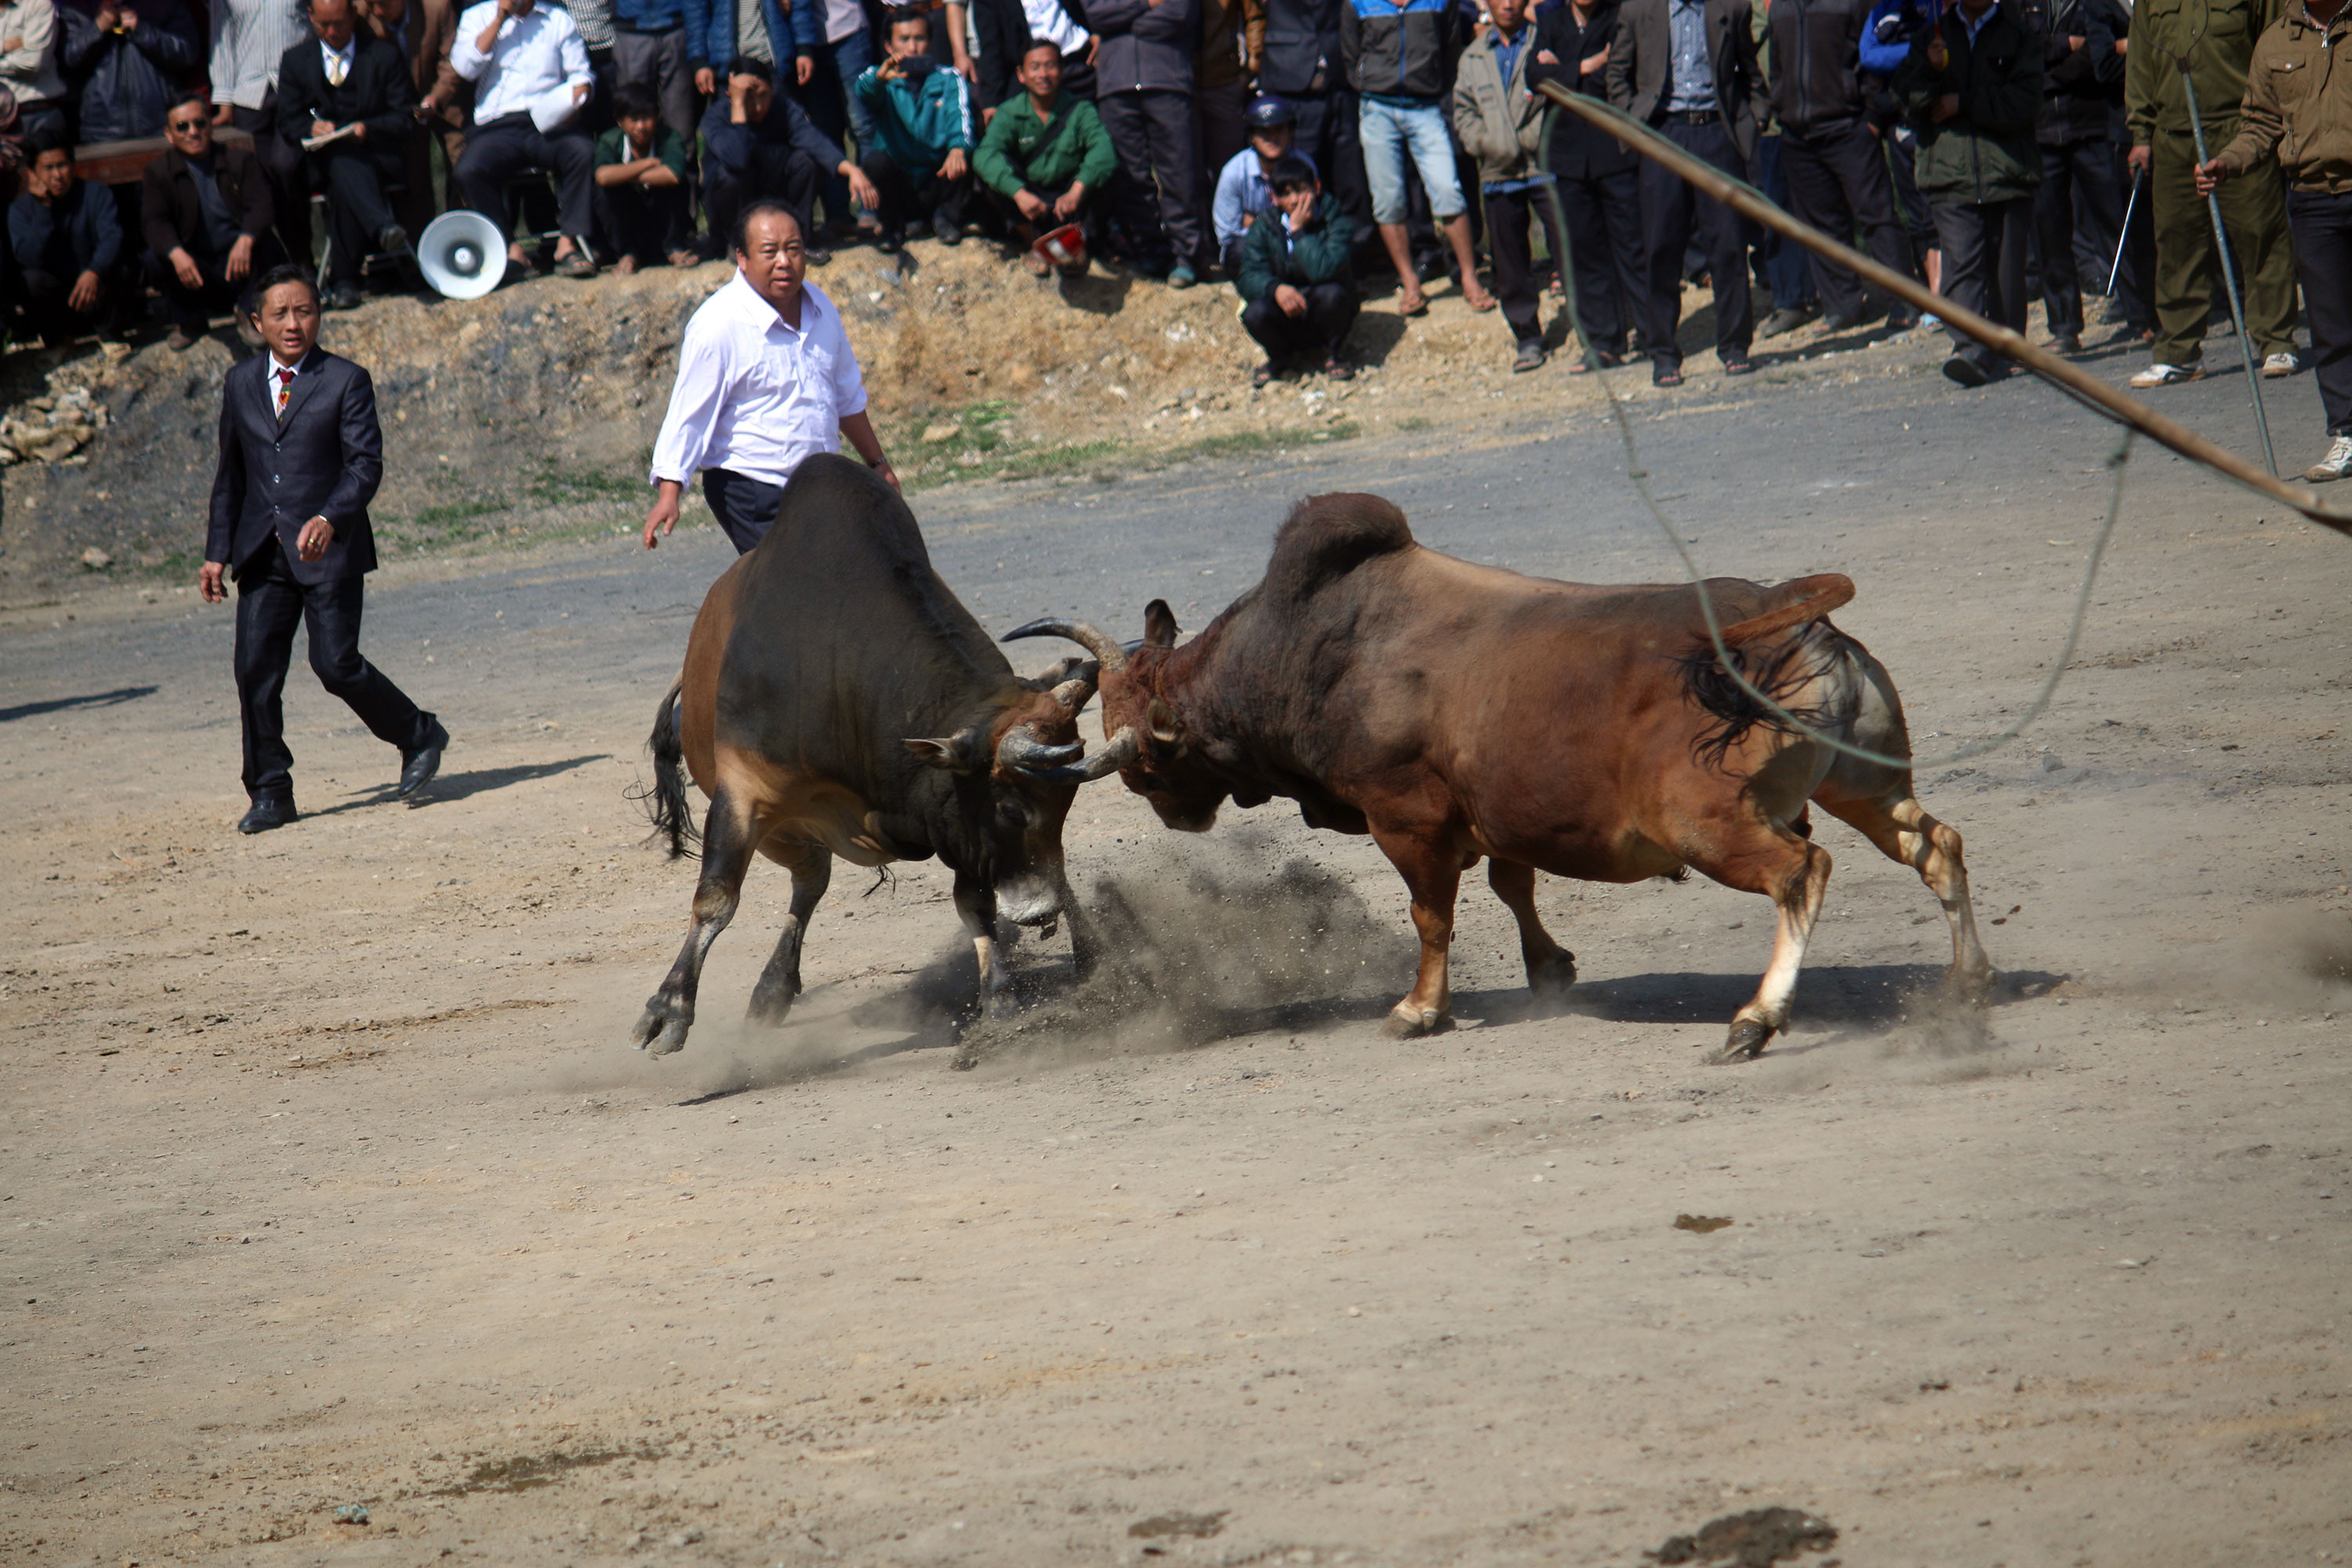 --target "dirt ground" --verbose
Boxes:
[3,361,2350,1568]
